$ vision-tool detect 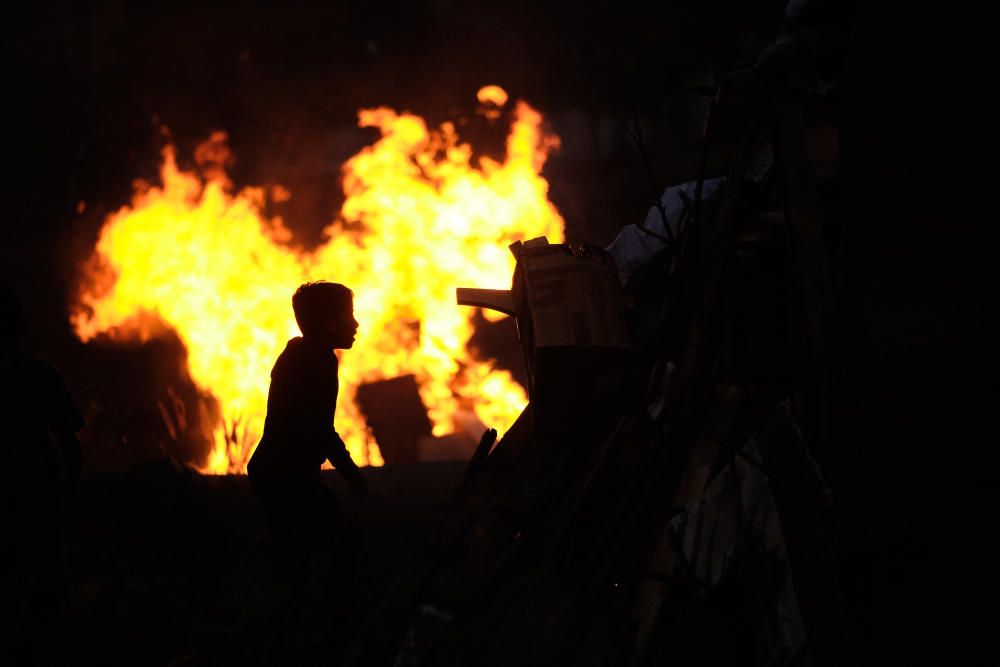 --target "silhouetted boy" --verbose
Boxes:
[248,282,369,659]
[249,281,368,551]
[0,284,84,659]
